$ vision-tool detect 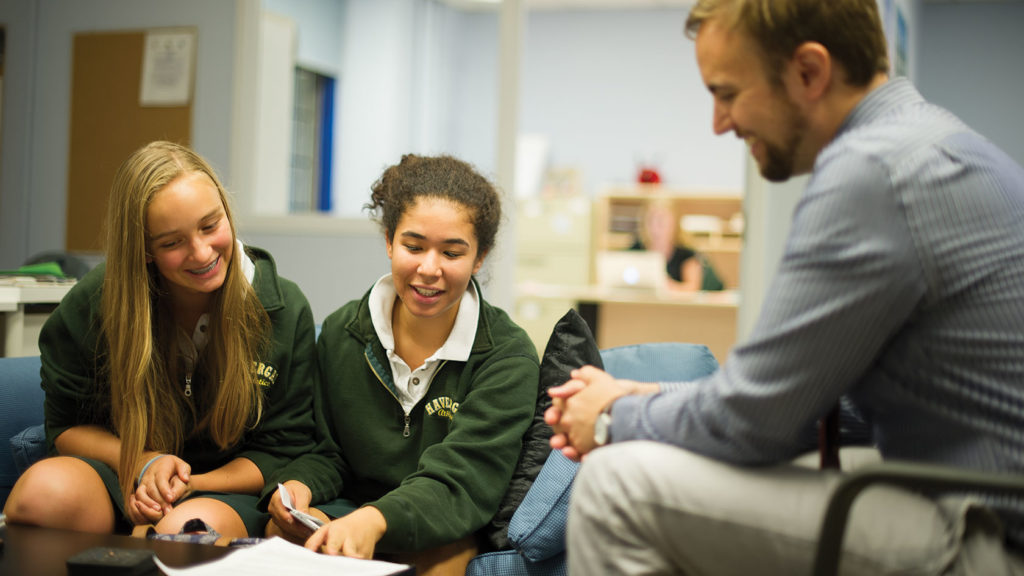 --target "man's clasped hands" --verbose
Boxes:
[544,365,660,462]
